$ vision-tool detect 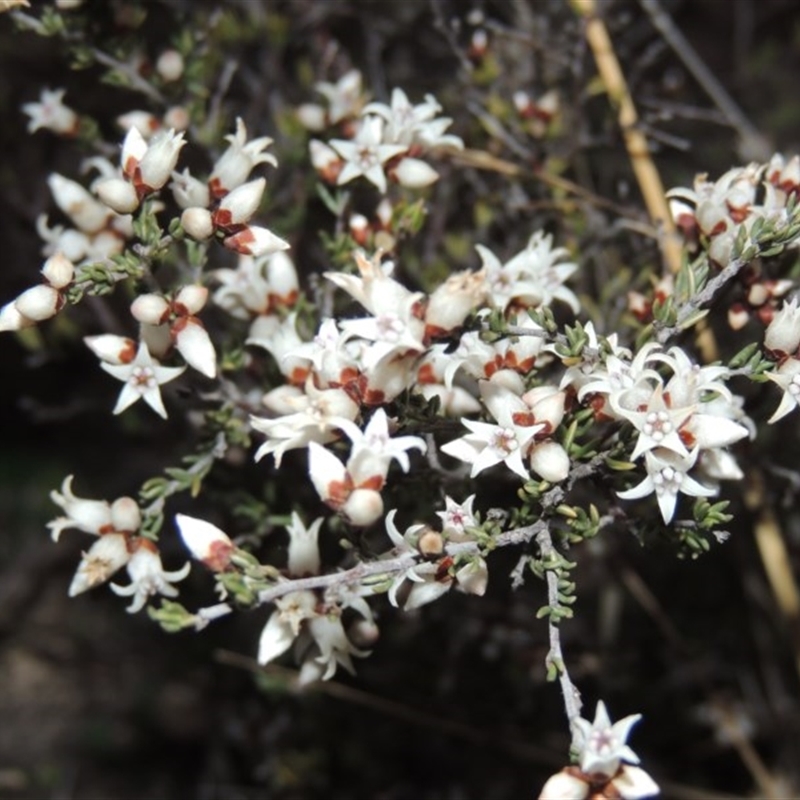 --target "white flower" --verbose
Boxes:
[286,512,324,577]
[22,87,78,136]
[766,357,800,423]
[611,384,694,462]
[136,129,186,191]
[213,177,265,228]
[223,225,290,257]
[330,117,406,194]
[765,297,800,356]
[436,495,478,540]
[574,700,642,777]
[306,613,369,679]
[110,539,190,613]
[209,117,277,196]
[47,174,111,234]
[314,69,364,124]
[617,449,715,524]
[47,474,113,541]
[337,408,427,486]
[258,590,316,665]
[99,342,186,418]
